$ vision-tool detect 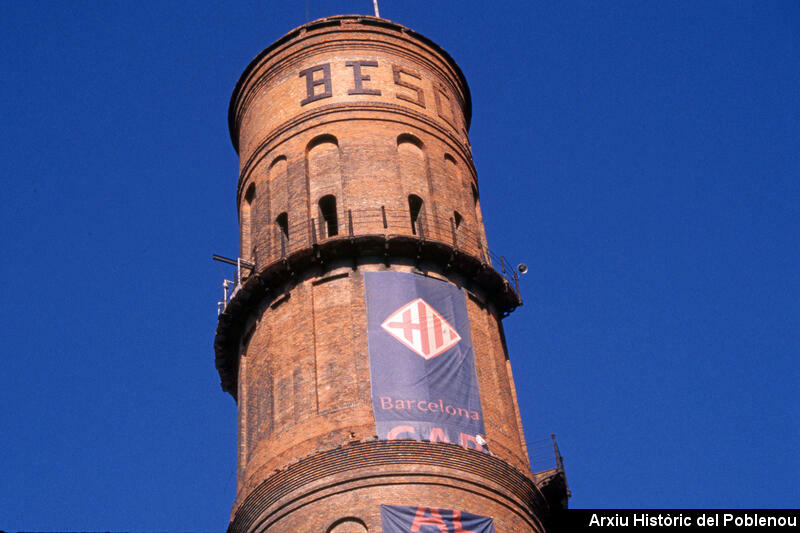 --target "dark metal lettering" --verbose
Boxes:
[392,64,426,108]
[299,63,333,106]
[346,60,381,95]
